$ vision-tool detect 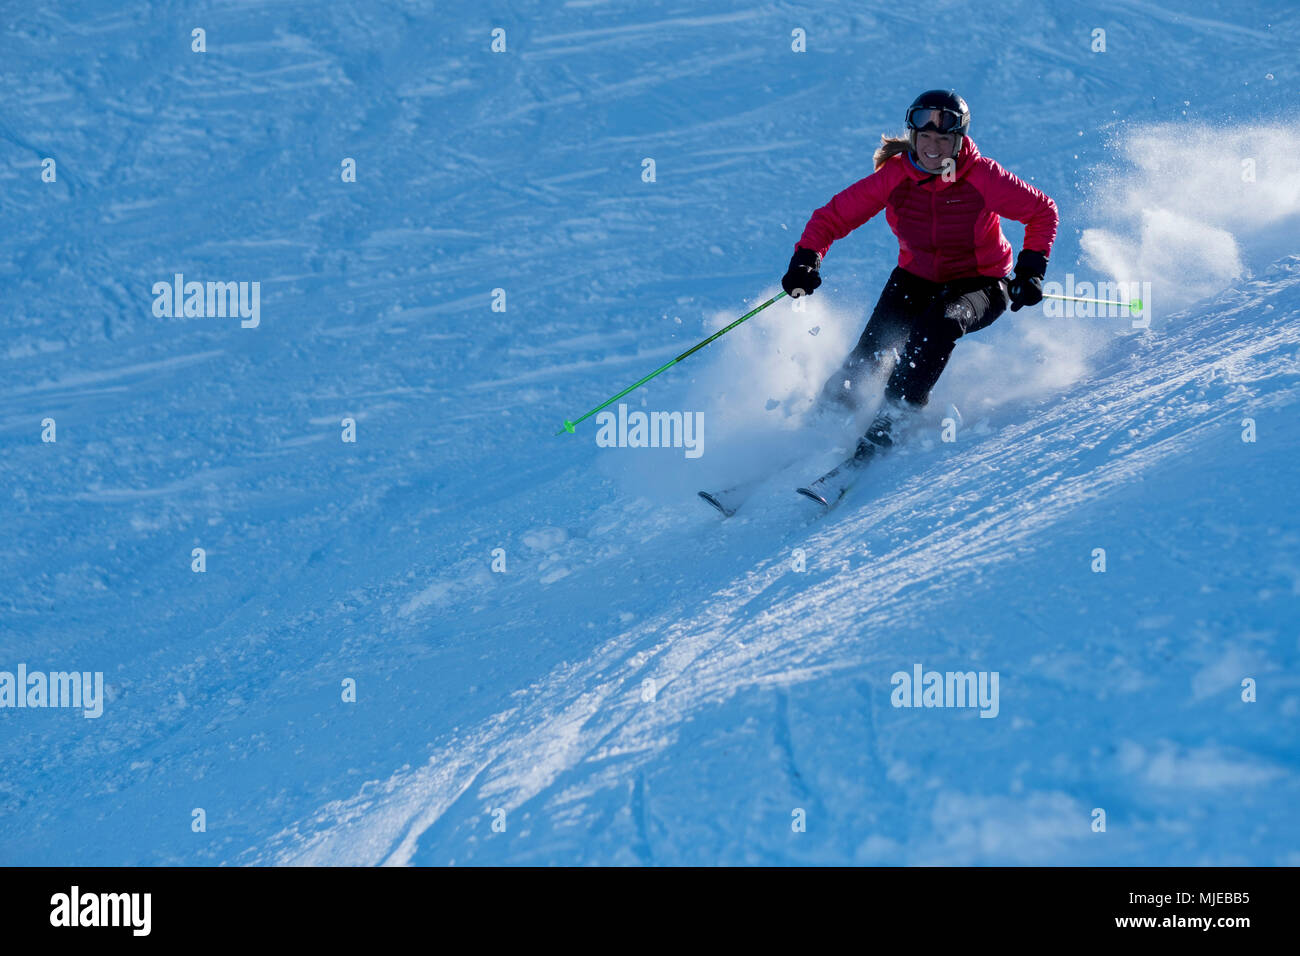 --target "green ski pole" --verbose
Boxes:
[1041,292,1144,315]
[556,290,788,436]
